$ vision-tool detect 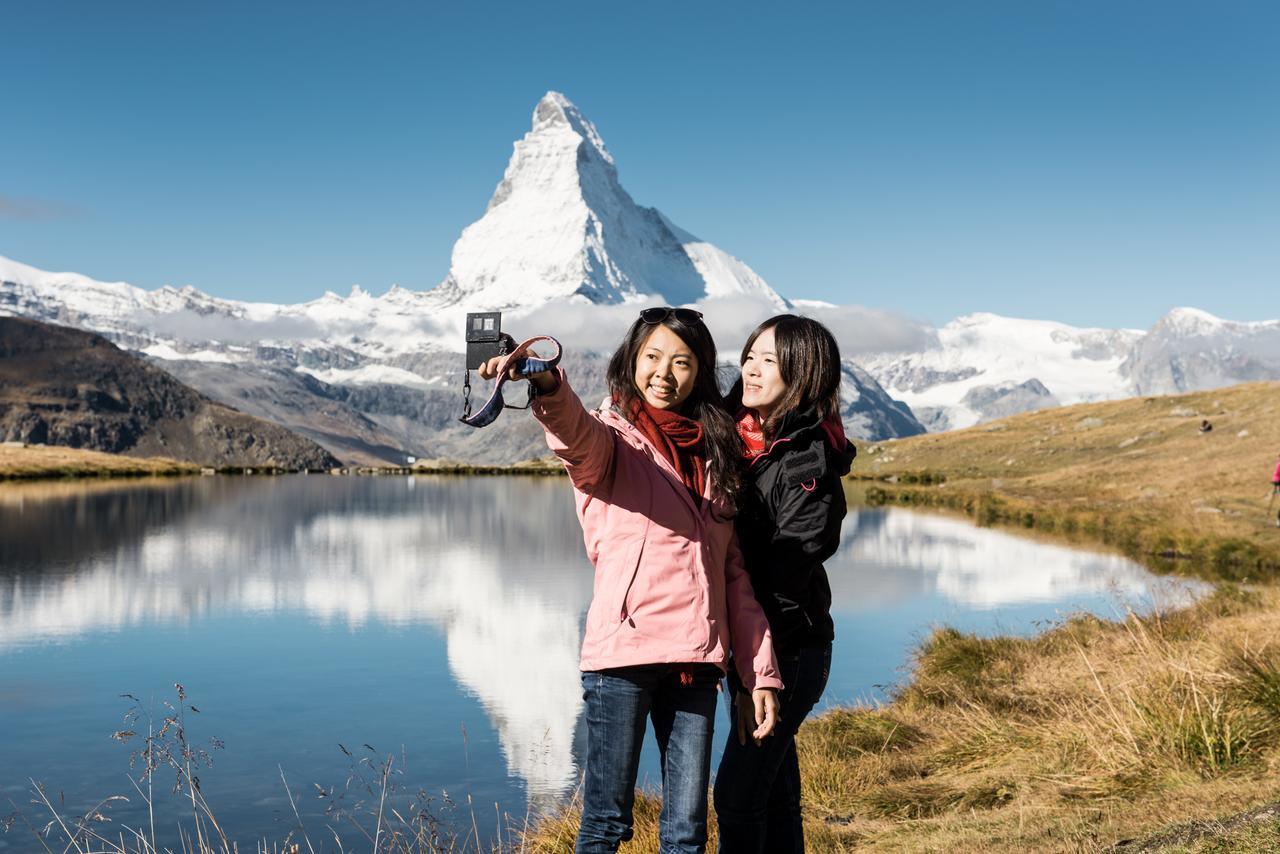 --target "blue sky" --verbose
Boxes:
[2,1,1276,328]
